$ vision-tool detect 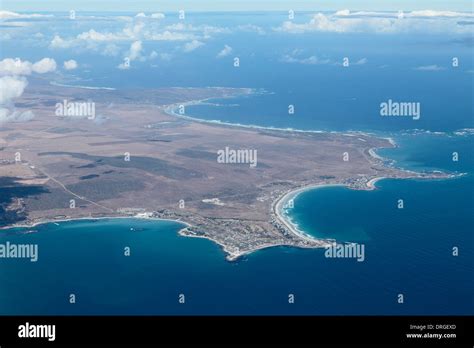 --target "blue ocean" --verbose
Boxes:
[0,11,472,315]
